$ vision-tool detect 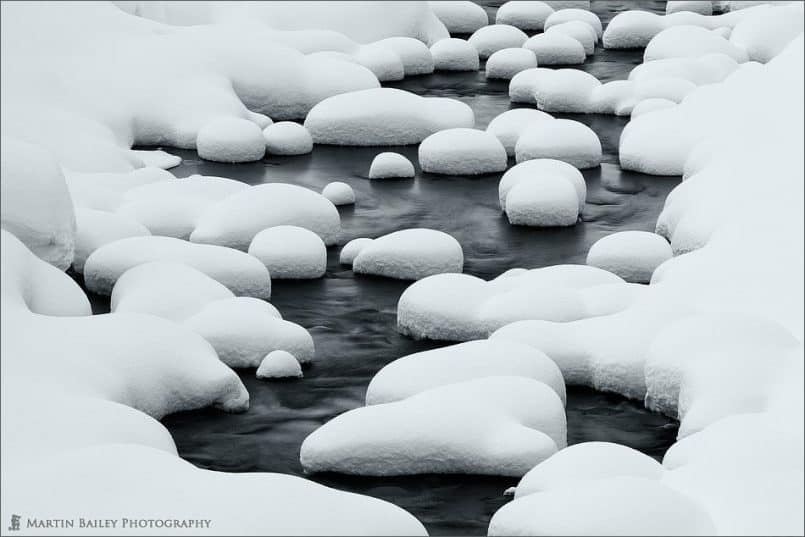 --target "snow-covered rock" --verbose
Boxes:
[545,8,602,38]
[369,152,416,179]
[522,32,586,65]
[486,109,553,157]
[429,1,488,34]
[322,181,356,206]
[419,128,508,175]
[398,264,624,341]
[1,138,76,270]
[631,97,677,118]
[667,1,714,15]
[73,209,151,273]
[257,350,304,379]
[373,37,435,76]
[489,477,715,535]
[84,235,272,298]
[66,167,174,212]
[468,24,529,59]
[131,149,182,170]
[339,237,374,265]
[353,228,463,280]
[430,37,480,71]
[505,174,581,227]
[586,231,673,284]
[514,442,664,497]
[515,119,602,169]
[304,88,474,146]
[531,68,601,112]
[196,117,266,163]
[262,121,313,156]
[729,4,804,63]
[545,20,597,55]
[644,25,749,63]
[509,67,549,102]
[185,296,315,367]
[301,376,566,476]
[628,53,740,86]
[485,48,538,79]
[499,158,586,213]
[248,225,327,279]
[495,1,555,31]
[366,339,566,405]
[190,183,341,248]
